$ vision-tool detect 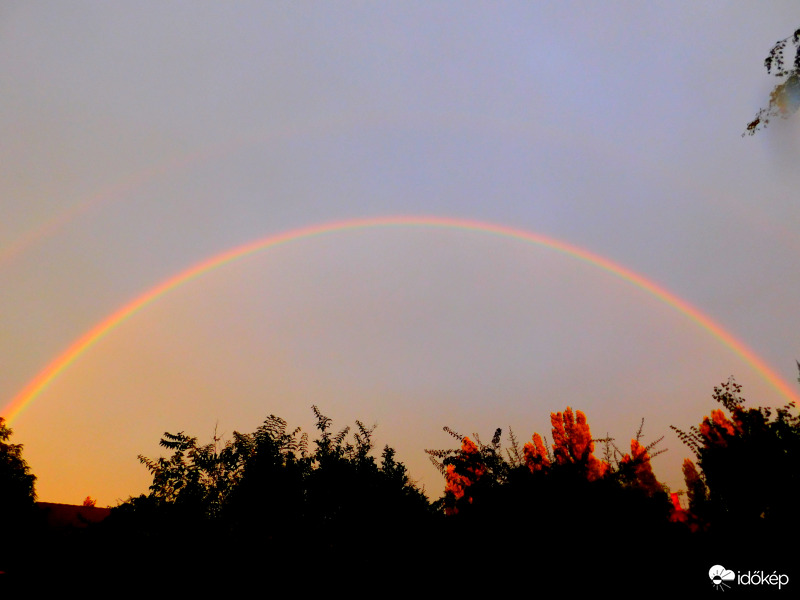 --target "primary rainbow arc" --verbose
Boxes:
[5,215,798,422]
